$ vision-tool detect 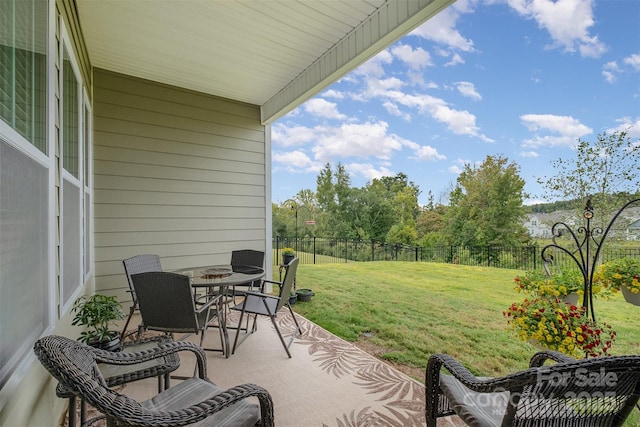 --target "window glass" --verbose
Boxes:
[63,45,79,177]
[0,0,47,152]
